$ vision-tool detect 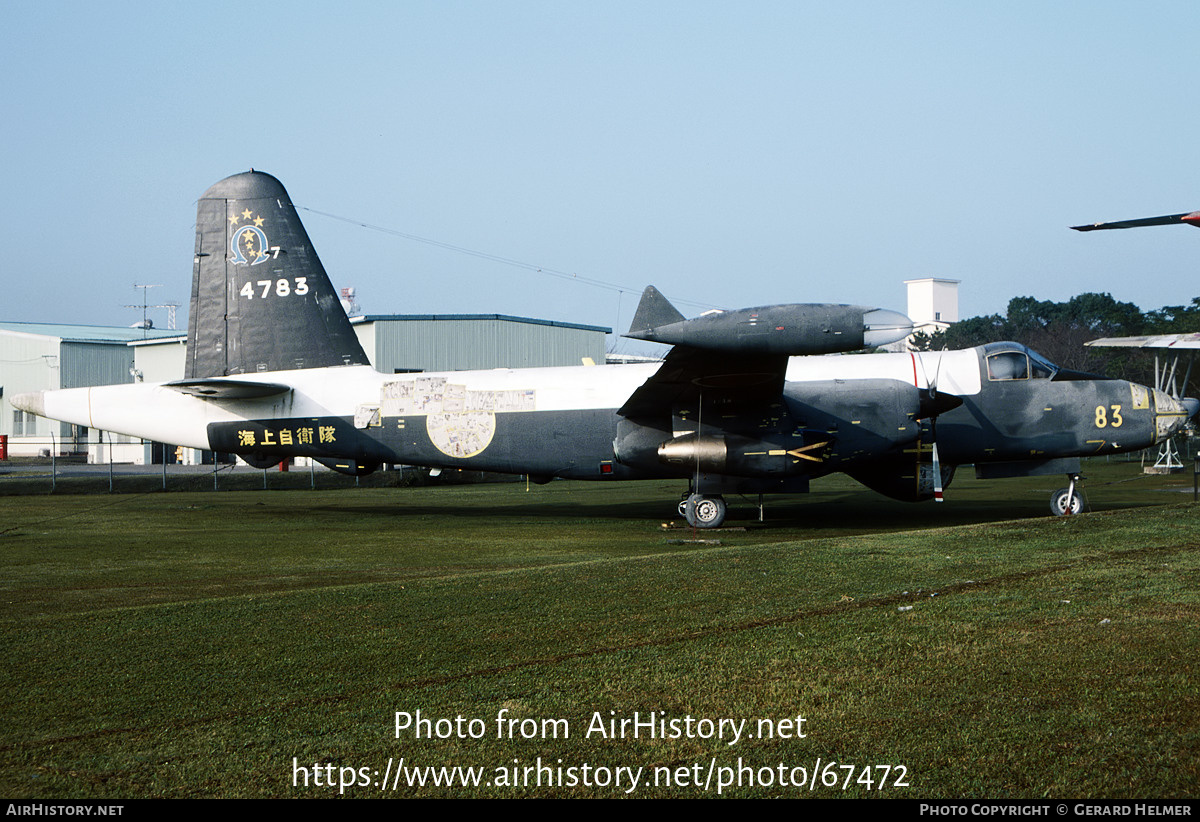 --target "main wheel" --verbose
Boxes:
[685,494,727,529]
[1049,487,1082,516]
